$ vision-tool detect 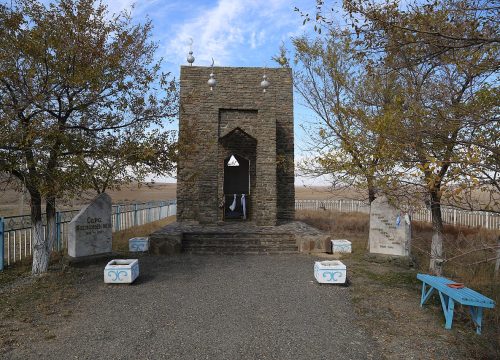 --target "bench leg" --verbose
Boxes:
[438,292,455,330]
[420,282,435,306]
[469,306,483,335]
